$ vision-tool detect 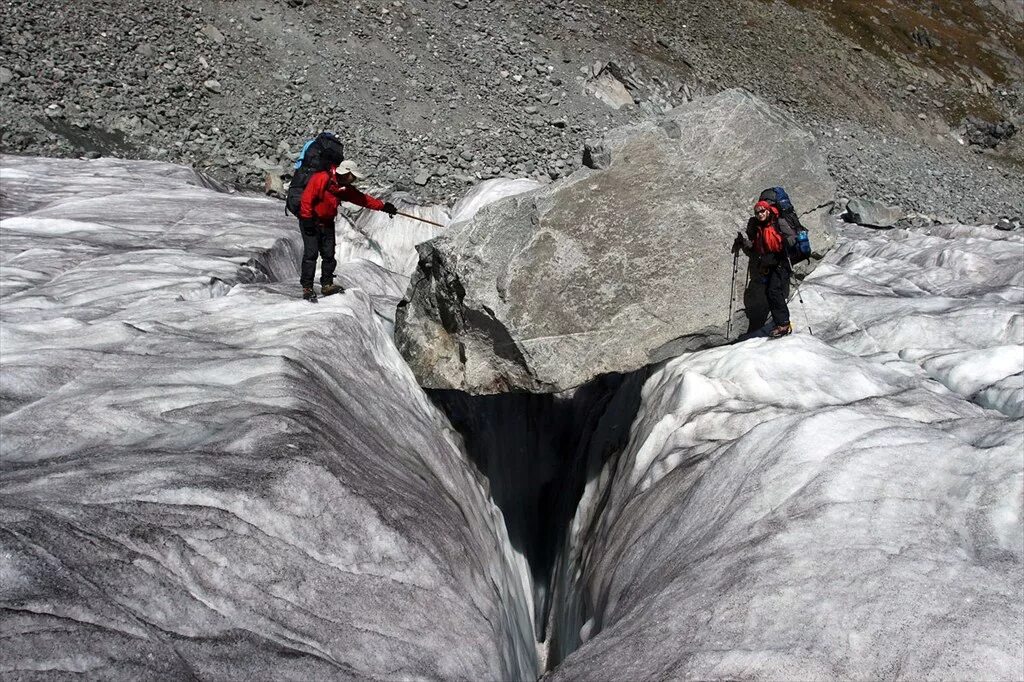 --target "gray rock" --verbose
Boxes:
[264,172,285,197]
[896,213,936,229]
[395,90,836,394]
[203,79,223,94]
[0,66,13,85]
[200,24,226,45]
[845,197,905,228]
[414,170,431,186]
[587,70,634,109]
